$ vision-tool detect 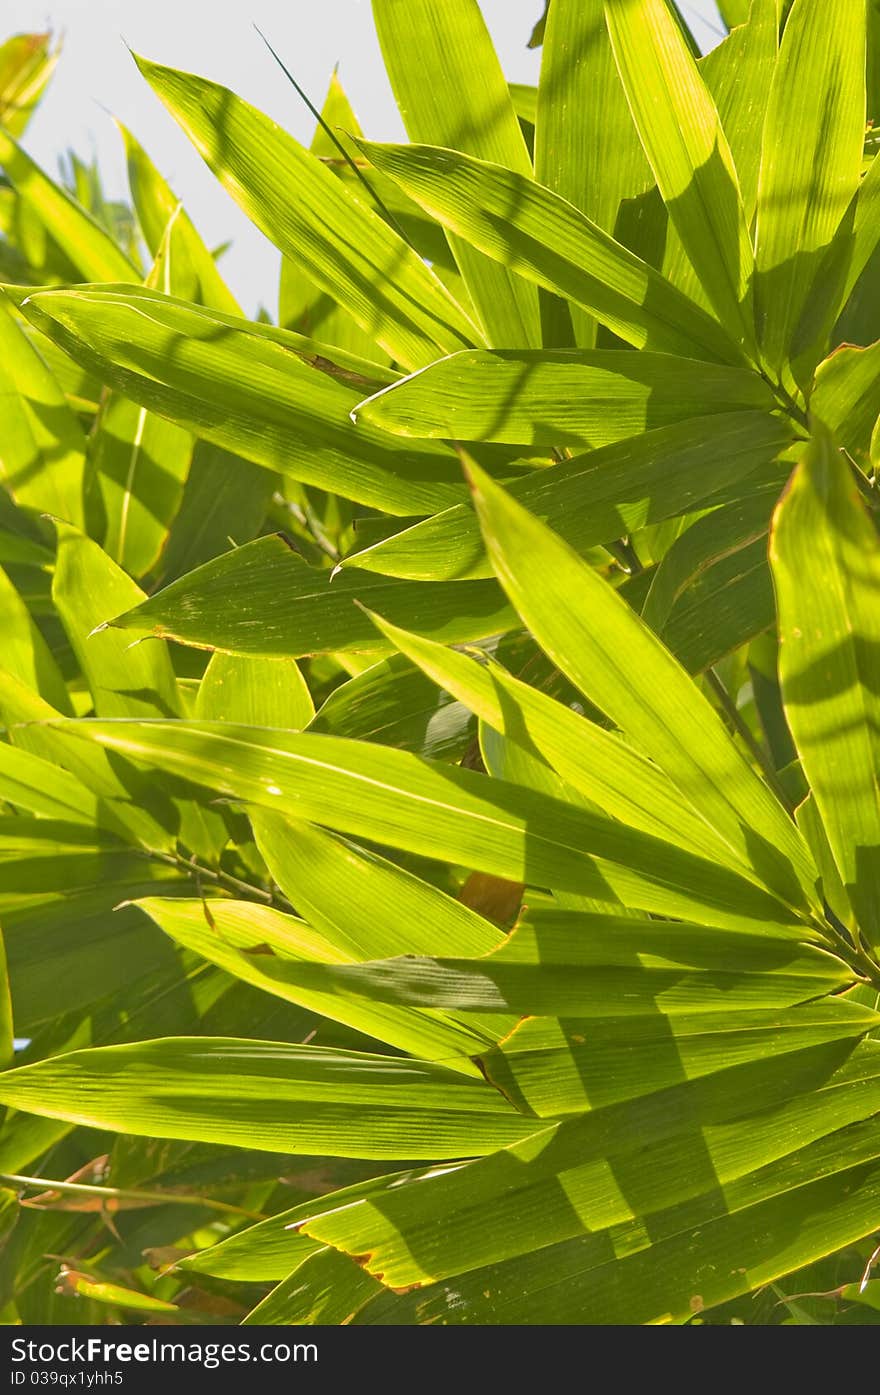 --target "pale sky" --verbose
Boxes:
[4,0,725,315]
